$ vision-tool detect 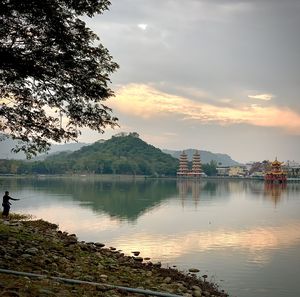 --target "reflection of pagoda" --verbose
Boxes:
[264,158,287,183]
[177,179,201,207]
[264,183,287,205]
[177,150,202,178]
